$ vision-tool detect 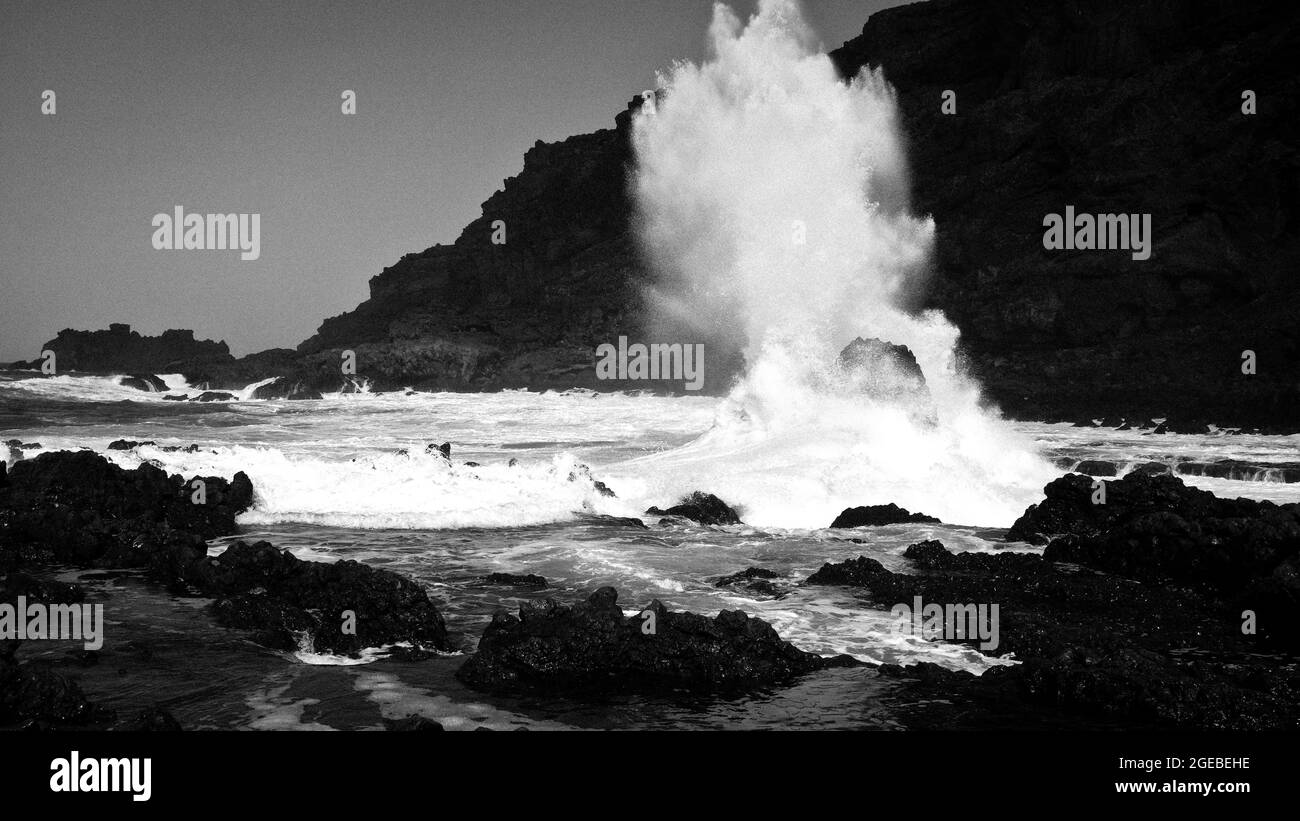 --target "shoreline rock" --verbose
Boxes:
[457,586,859,694]
[646,491,741,525]
[829,503,940,528]
[0,450,452,728]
